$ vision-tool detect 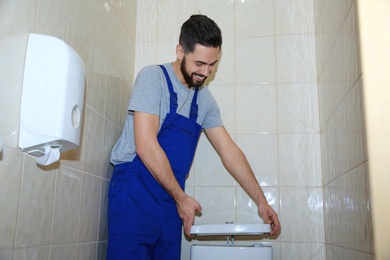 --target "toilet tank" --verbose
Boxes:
[190,244,272,260]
